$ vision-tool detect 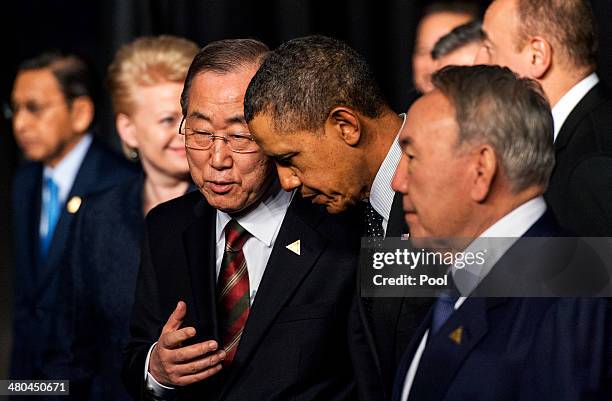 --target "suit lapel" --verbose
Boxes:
[24,165,43,277]
[219,195,327,395]
[38,141,100,284]
[386,191,408,238]
[408,298,501,401]
[392,308,433,401]
[183,199,220,343]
